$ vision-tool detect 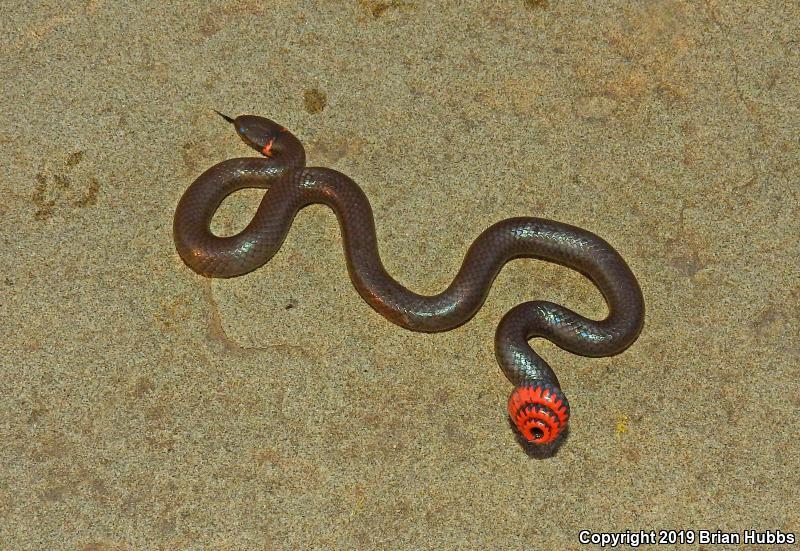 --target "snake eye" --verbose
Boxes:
[508,383,569,444]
